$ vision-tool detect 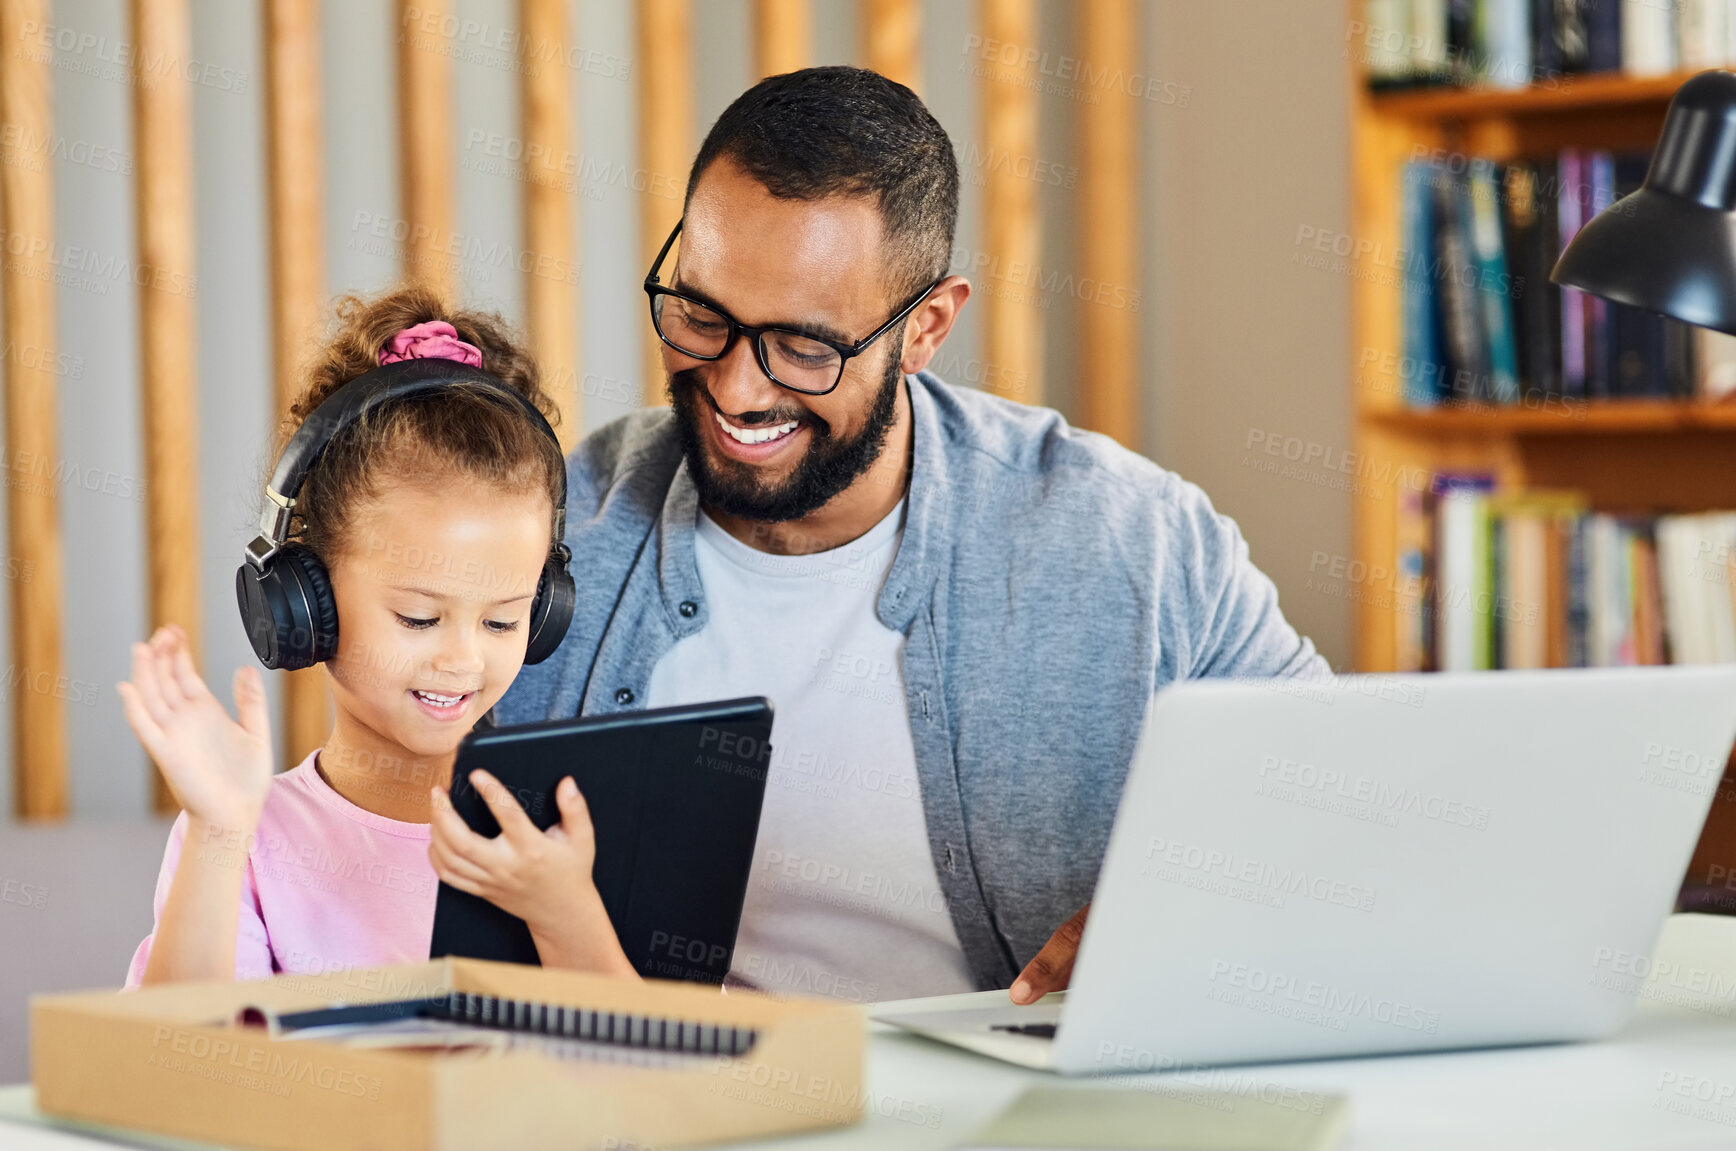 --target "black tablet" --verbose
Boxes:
[429,697,773,984]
